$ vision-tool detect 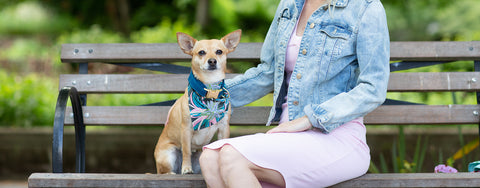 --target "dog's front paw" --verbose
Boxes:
[181,166,194,174]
